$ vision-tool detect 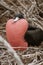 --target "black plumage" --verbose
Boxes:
[14,13,24,19]
[14,13,43,46]
[25,26,43,46]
